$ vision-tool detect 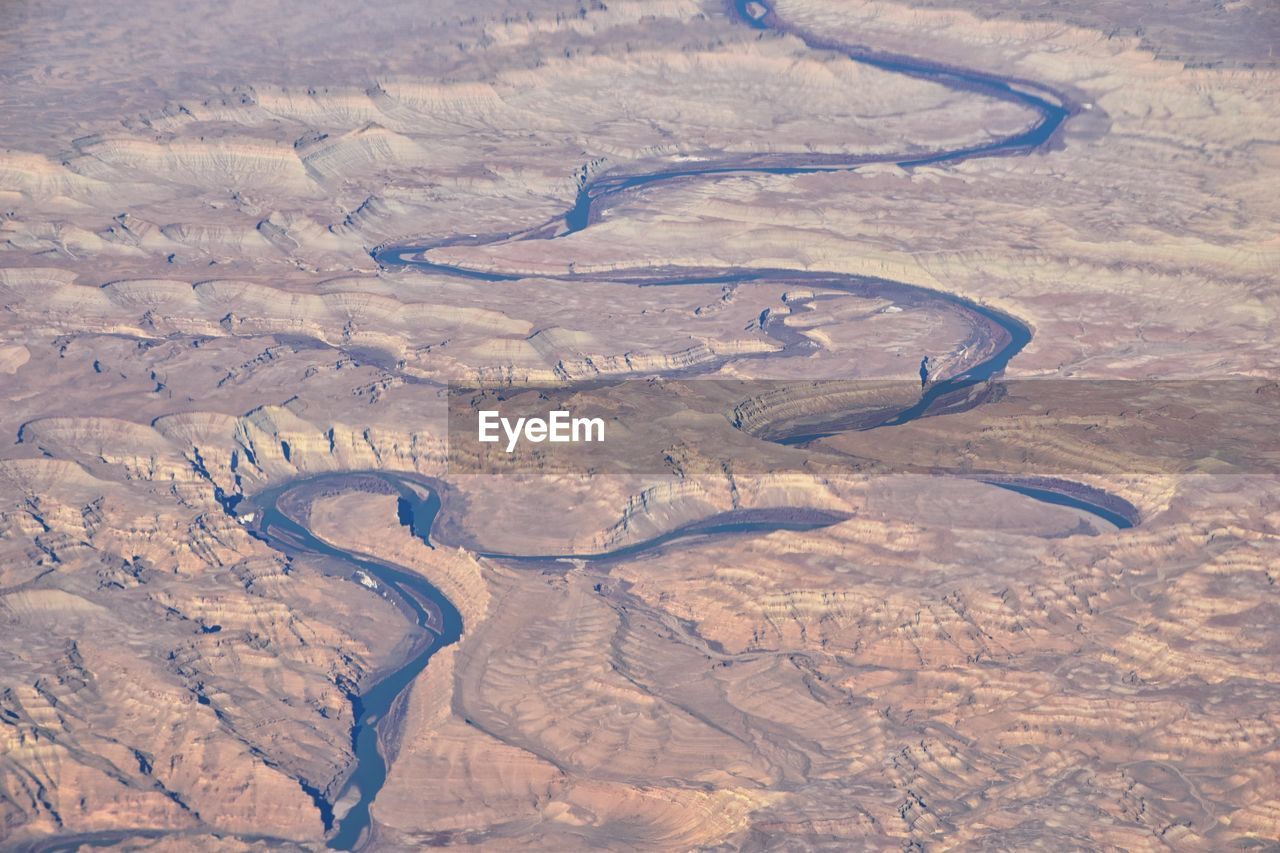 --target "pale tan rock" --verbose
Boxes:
[1,0,1277,847]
